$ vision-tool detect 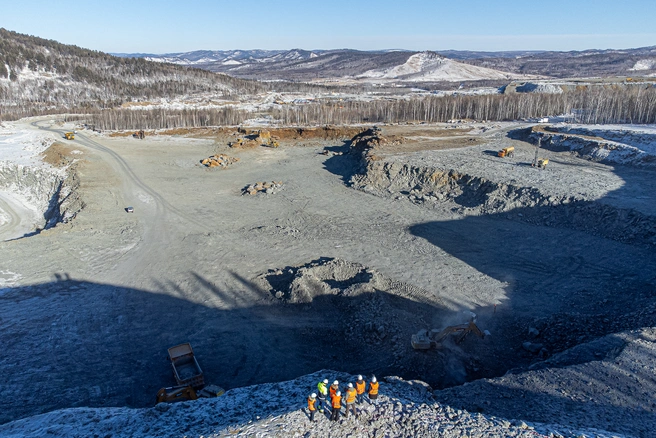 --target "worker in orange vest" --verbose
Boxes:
[344,383,358,418]
[368,376,379,405]
[329,380,339,401]
[330,391,342,421]
[355,375,366,404]
[307,393,317,422]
